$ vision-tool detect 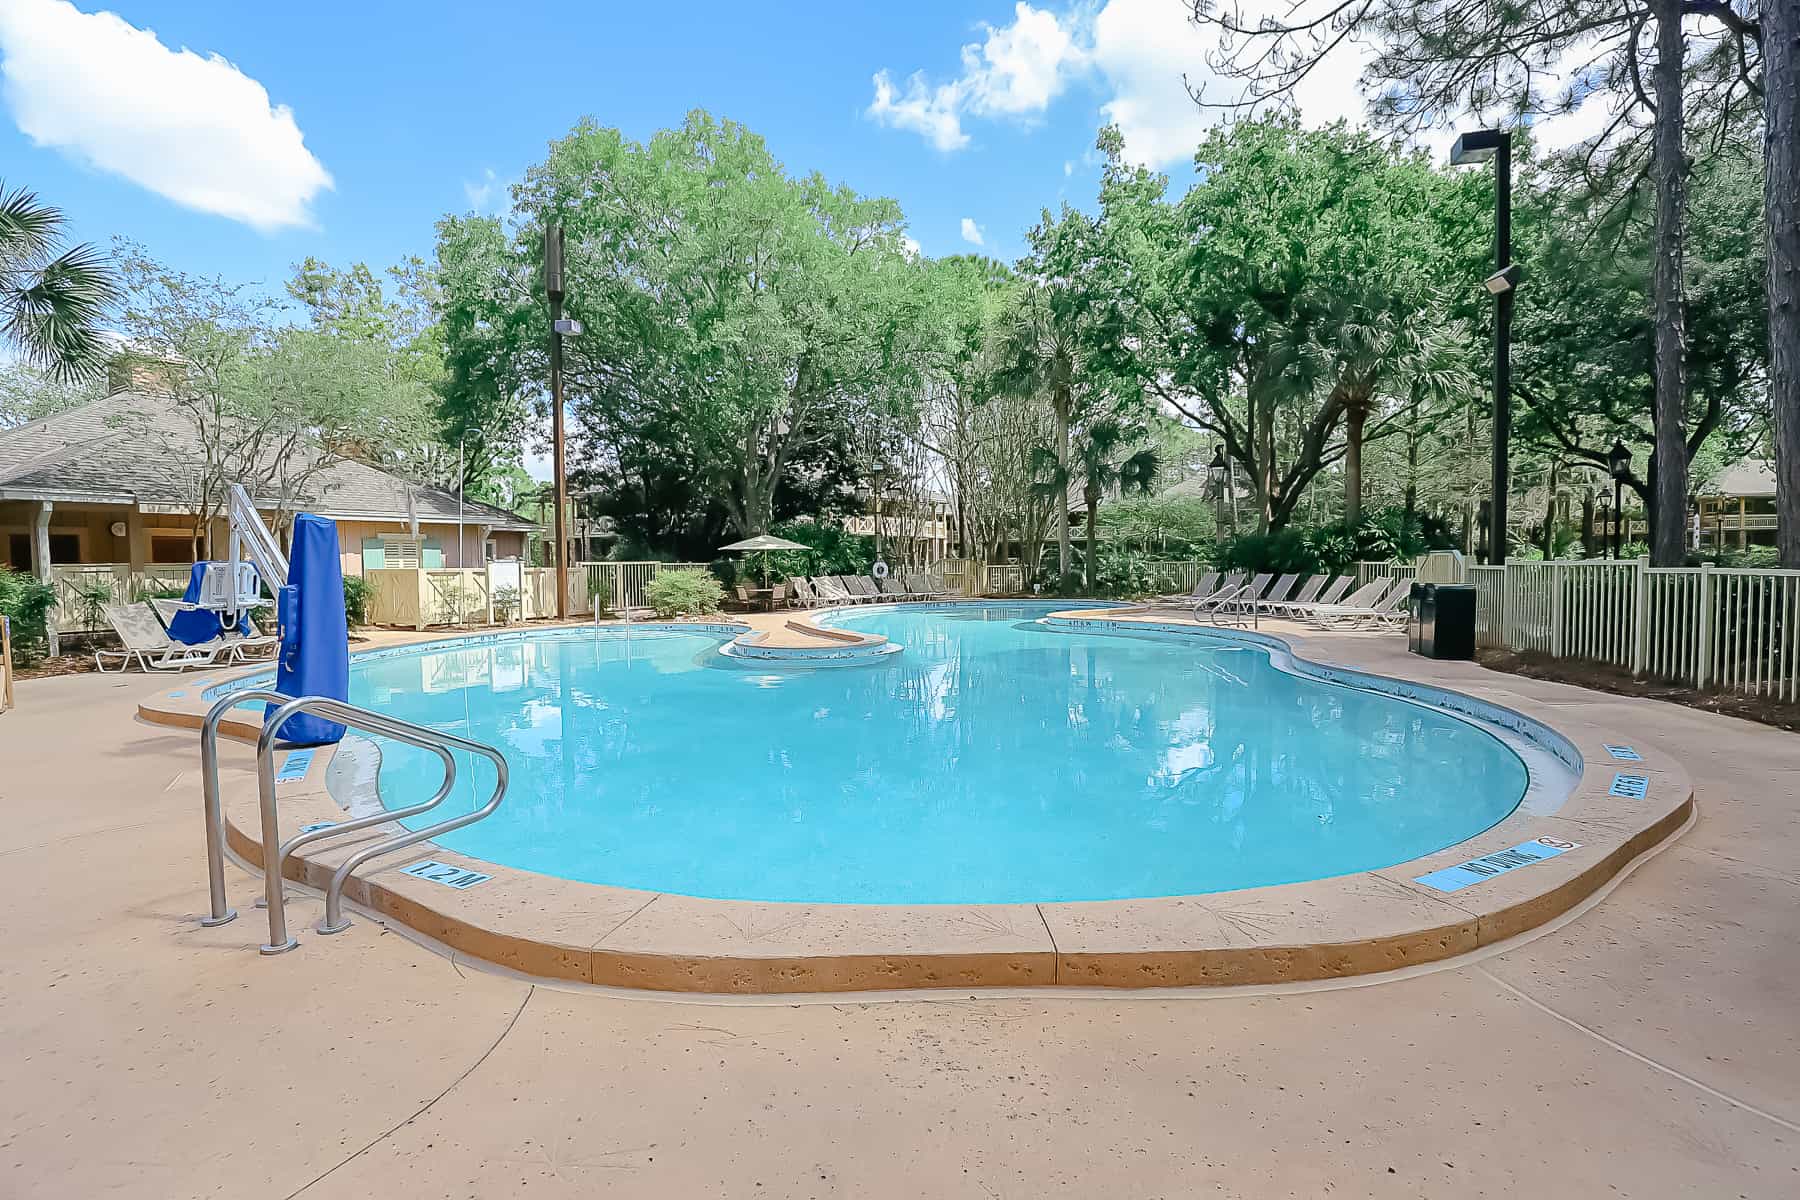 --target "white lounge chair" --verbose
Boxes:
[790,577,831,608]
[1263,574,1331,616]
[1212,572,1274,616]
[1186,573,1247,617]
[95,603,225,672]
[151,598,278,663]
[1299,579,1404,629]
[1252,573,1301,614]
[811,576,858,605]
[1136,571,1218,610]
[903,573,946,600]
